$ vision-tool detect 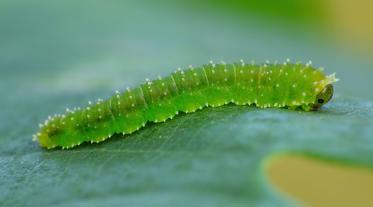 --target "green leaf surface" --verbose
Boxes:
[1,1,373,206]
